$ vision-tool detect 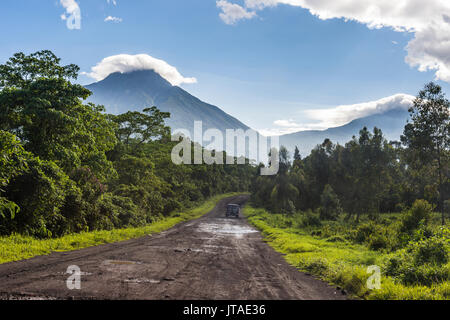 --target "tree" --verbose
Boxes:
[111,107,170,153]
[293,146,301,161]
[302,139,334,209]
[0,51,79,89]
[0,50,117,179]
[0,131,31,220]
[269,146,299,213]
[319,184,342,220]
[401,82,450,225]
